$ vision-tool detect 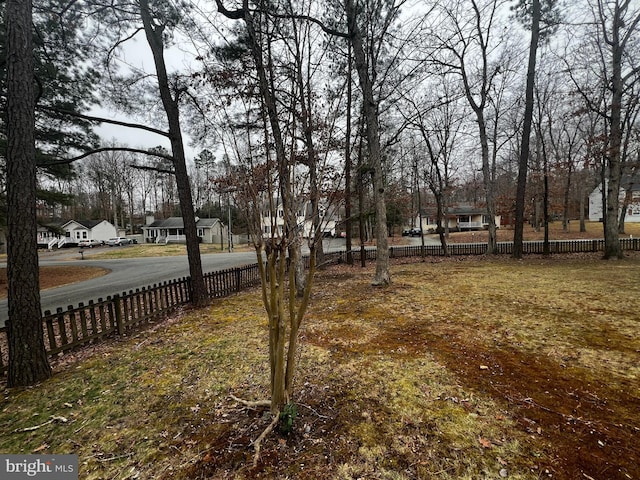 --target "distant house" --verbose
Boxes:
[38,219,117,249]
[142,216,227,244]
[62,220,118,245]
[261,201,339,238]
[589,180,640,223]
[416,206,501,233]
